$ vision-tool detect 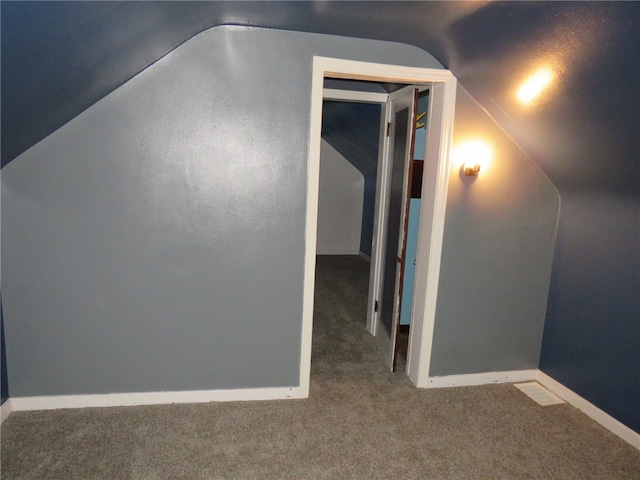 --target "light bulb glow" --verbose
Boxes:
[517,68,554,104]
[453,140,493,175]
